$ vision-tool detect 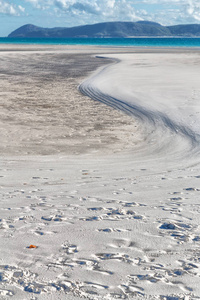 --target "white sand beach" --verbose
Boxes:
[0,45,200,300]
